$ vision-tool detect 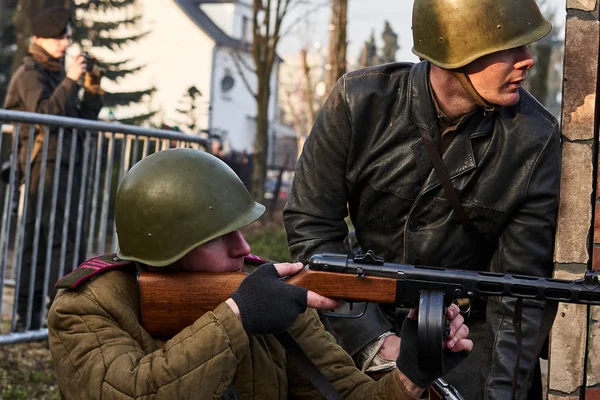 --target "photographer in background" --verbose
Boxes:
[3,6,104,330]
